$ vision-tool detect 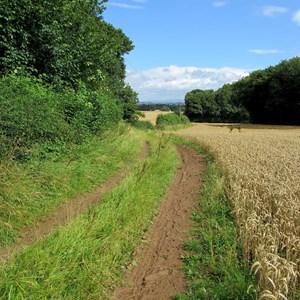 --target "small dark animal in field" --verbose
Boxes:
[228,124,241,133]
